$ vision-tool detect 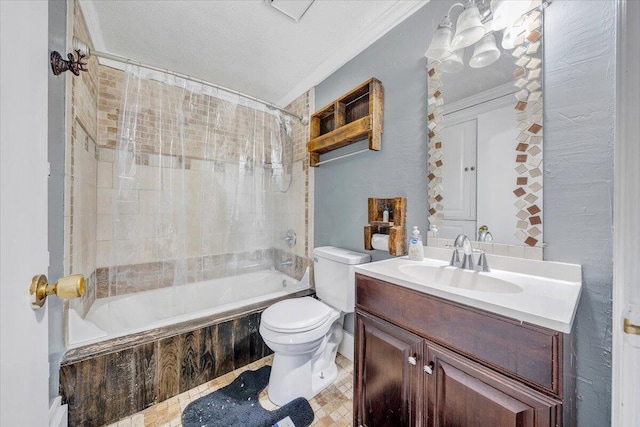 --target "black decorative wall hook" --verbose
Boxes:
[50,49,88,76]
